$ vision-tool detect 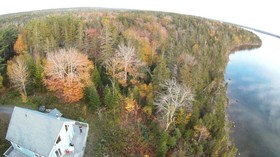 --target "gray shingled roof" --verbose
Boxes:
[6,107,74,157]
